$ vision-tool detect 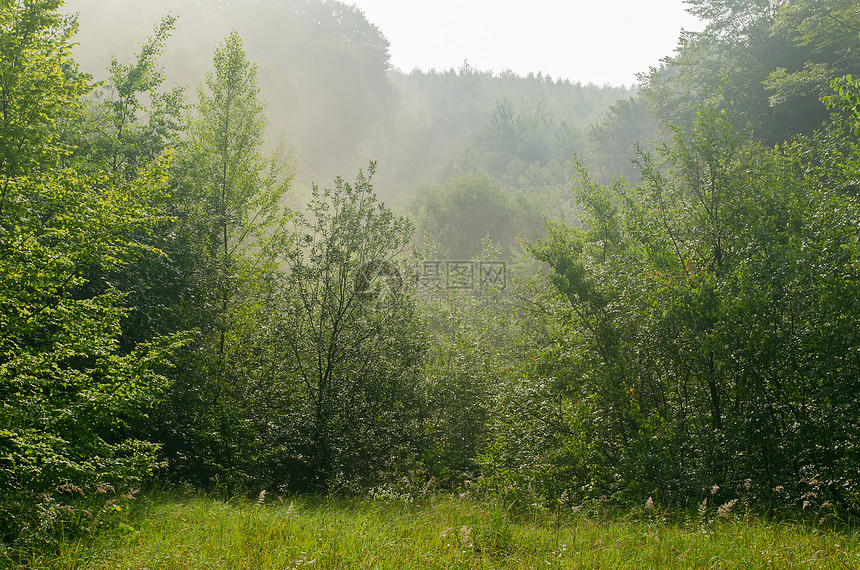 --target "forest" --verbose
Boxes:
[2,0,860,563]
